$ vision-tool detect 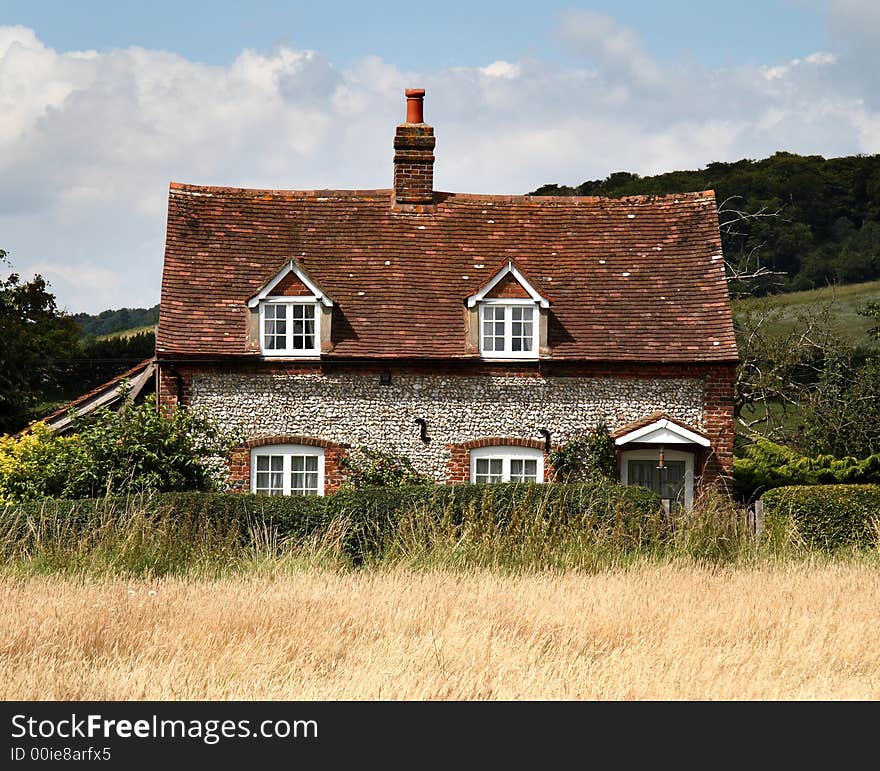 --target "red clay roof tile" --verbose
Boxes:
[157,186,737,362]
